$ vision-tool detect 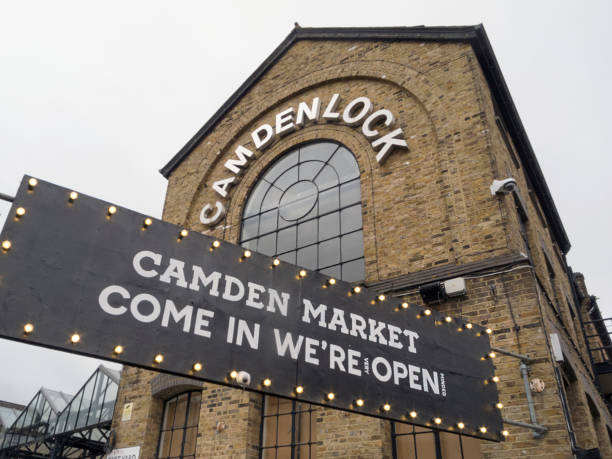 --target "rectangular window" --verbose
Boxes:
[260,396,317,459]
